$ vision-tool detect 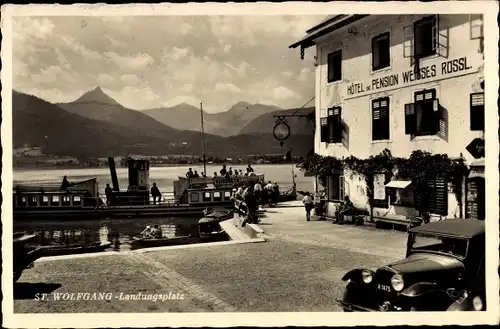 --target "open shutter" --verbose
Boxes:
[469,14,484,40]
[339,175,345,200]
[430,176,448,216]
[333,107,342,143]
[431,15,449,58]
[403,25,414,58]
[470,93,485,131]
[320,117,328,142]
[433,99,447,139]
[404,103,416,135]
